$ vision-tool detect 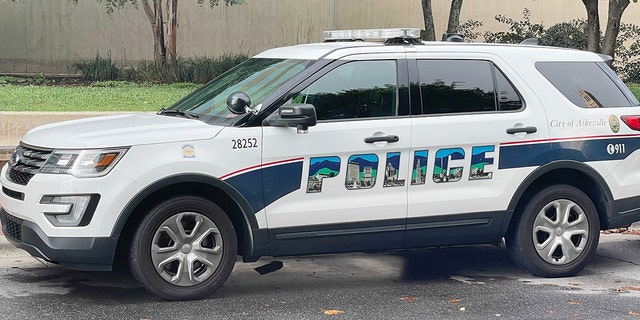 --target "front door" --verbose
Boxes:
[261,57,412,255]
